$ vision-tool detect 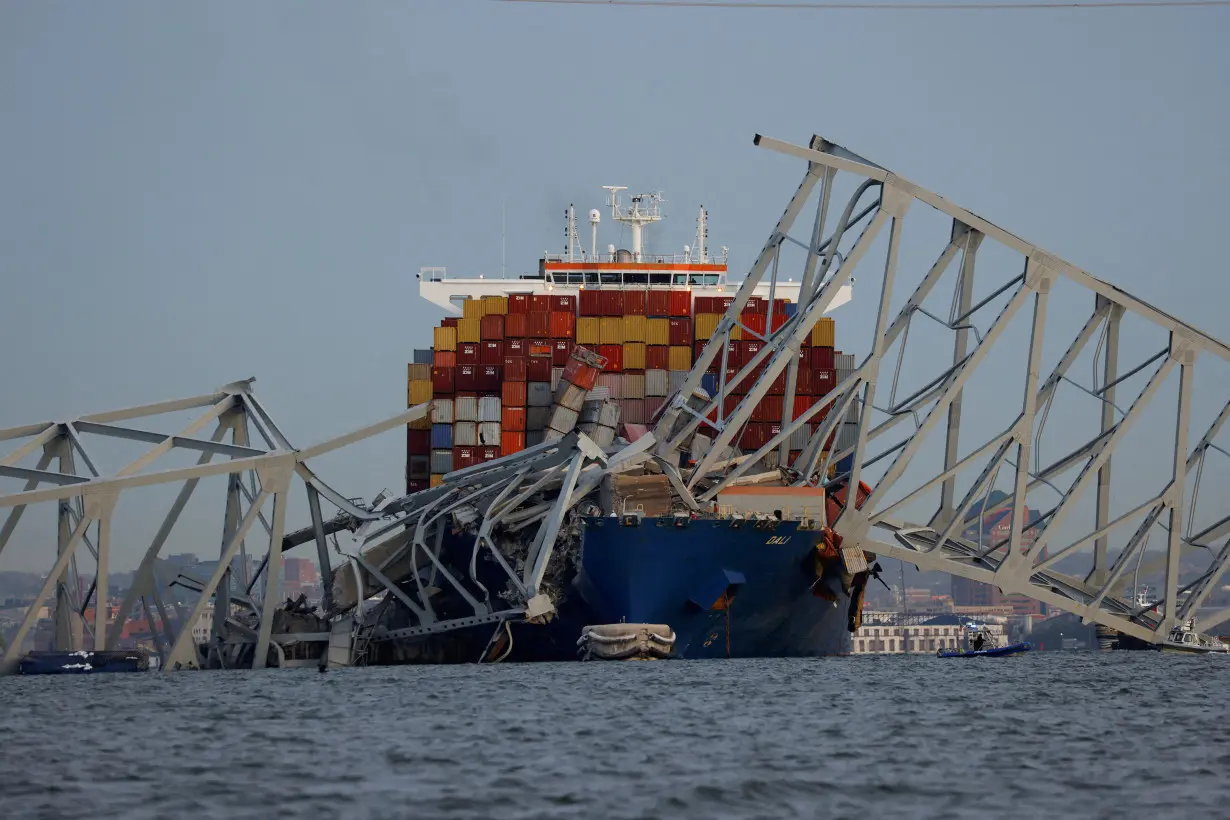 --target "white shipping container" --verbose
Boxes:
[551,367,564,391]
[527,406,551,430]
[478,422,501,446]
[579,400,602,424]
[596,373,623,400]
[454,421,478,447]
[837,421,858,451]
[598,400,621,428]
[669,371,688,393]
[622,373,646,400]
[586,386,611,402]
[527,430,545,447]
[548,406,579,434]
[478,396,502,423]
[845,401,859,424]
[543,426,567,443]
[556,383,588,413]
[431,398,455,424]
[589,425,615,447]
[645,369,669,397]
[835,353,856,370]
[789,425,809,450]
[454,396,479,422]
